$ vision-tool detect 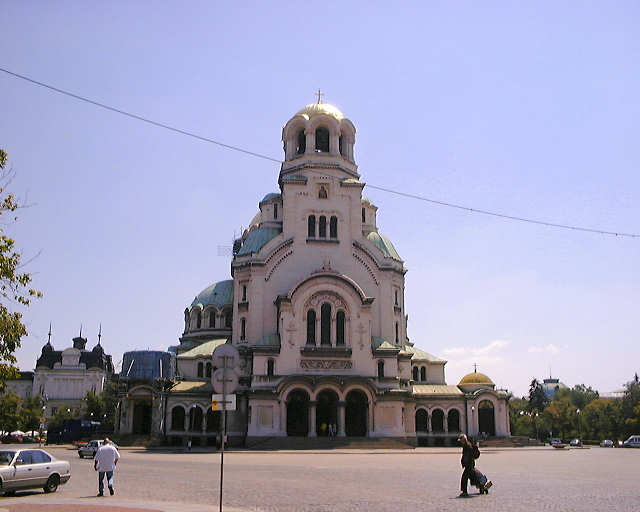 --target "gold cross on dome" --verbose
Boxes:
[315,89,324,104]
[473,363,478,372]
